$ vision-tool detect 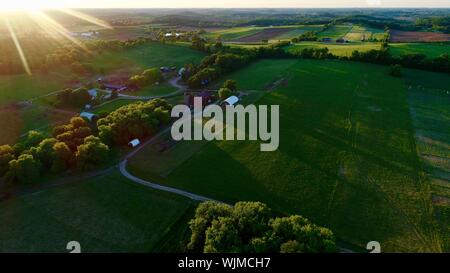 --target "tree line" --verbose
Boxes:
[0,117,109,185]
[186,201,337,253]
